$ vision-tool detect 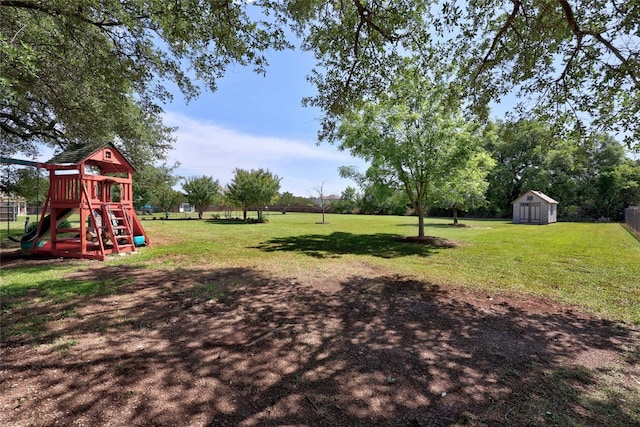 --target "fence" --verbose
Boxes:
[625,207,640,234]
[0,204,18,222]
